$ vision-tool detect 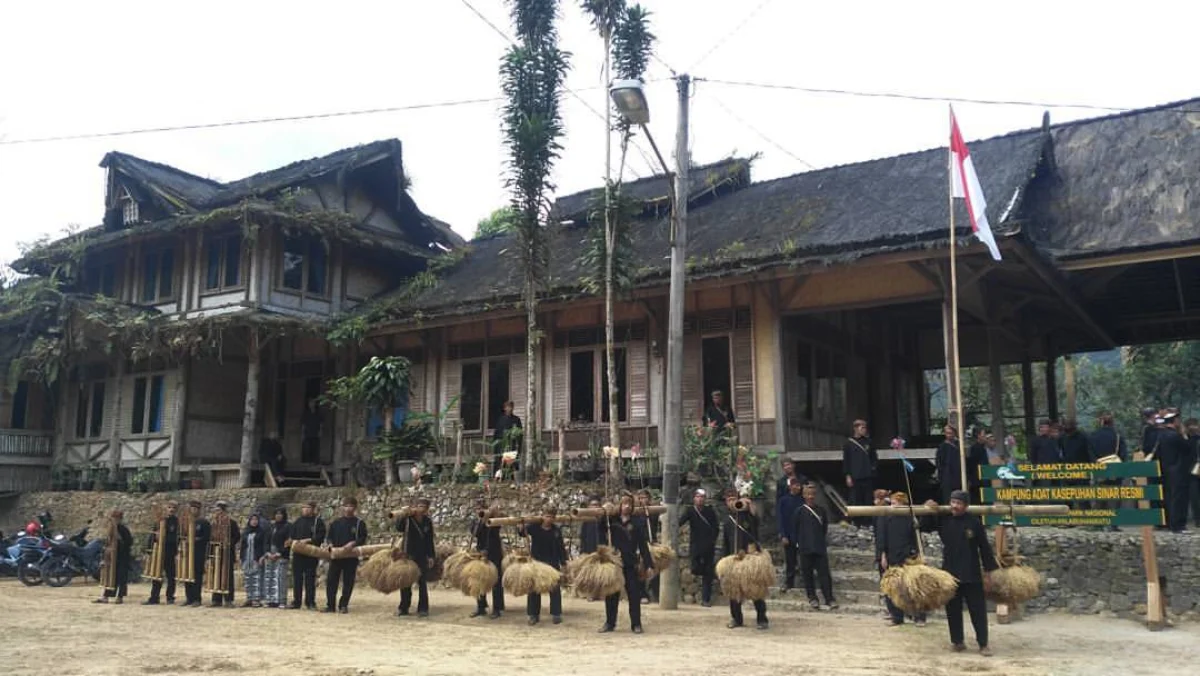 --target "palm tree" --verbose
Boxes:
[501,0,569,479]
[324,356,413,486]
